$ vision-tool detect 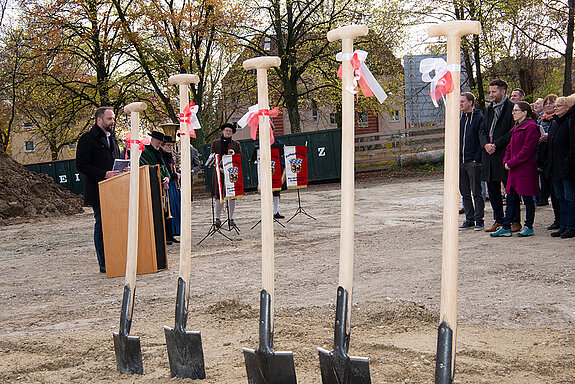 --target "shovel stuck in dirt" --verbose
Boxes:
[114,285,143,374]
[241,56,297,384]
[243,289,297,383]
[164,277,205,378]
[424,21,481,384]
[163,74,205,379]
[318,287,370,384]
[318,25,371,384]
[113,102,147,375]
